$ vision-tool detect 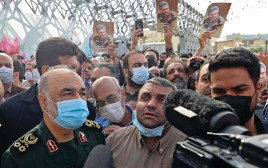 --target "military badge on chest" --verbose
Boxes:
[47,140,58,153]
[79,131,88,143]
